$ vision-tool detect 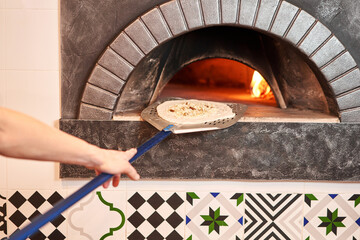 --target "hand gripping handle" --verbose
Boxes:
[9,126,173,240]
